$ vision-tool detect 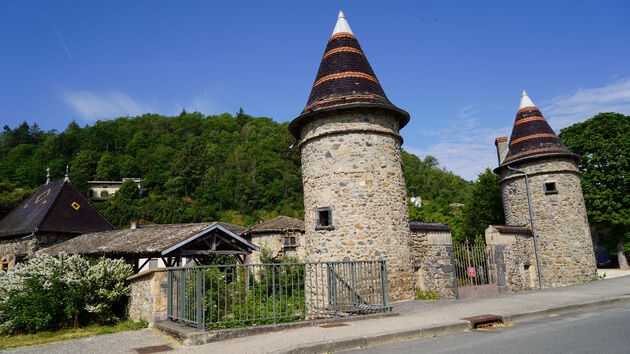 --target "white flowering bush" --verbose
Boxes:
[0,253,132,334]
